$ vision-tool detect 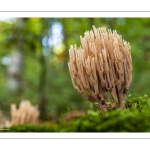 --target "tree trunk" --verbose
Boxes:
[38,51,47,120]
